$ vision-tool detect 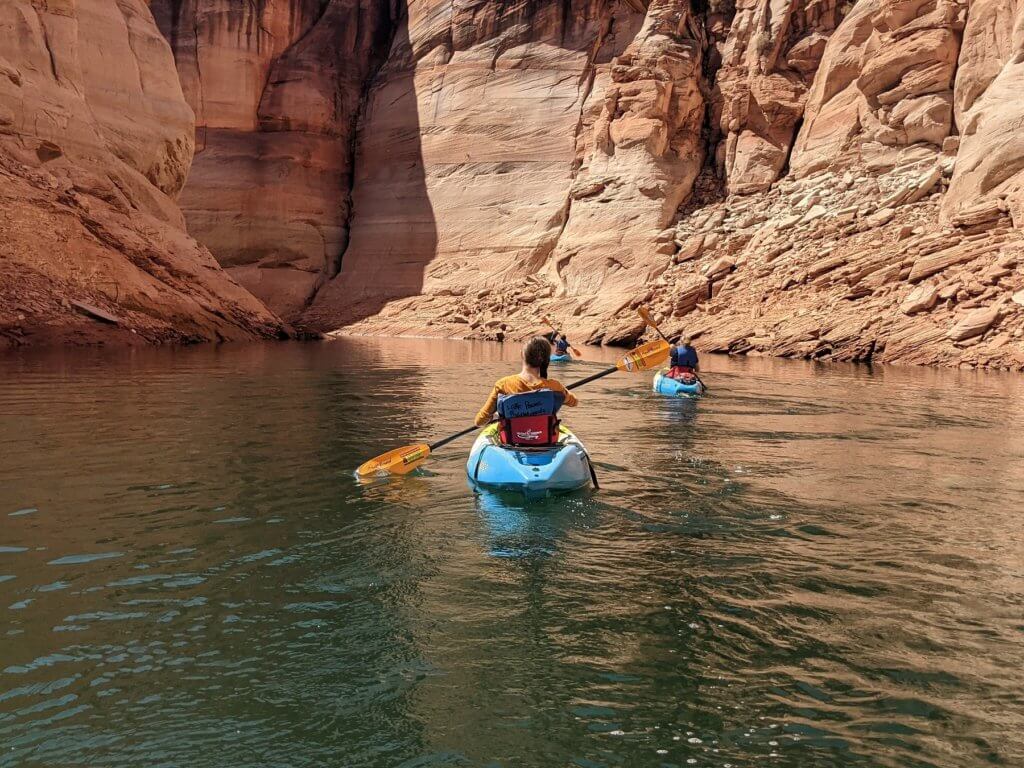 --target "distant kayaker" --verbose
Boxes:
[667,337,700,382]
[554,334,572,356]
[475,336,578,427]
